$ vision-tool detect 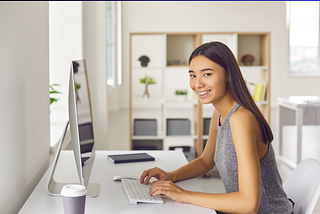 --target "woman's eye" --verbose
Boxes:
[204,73,211,77]
[190,74,196,78]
